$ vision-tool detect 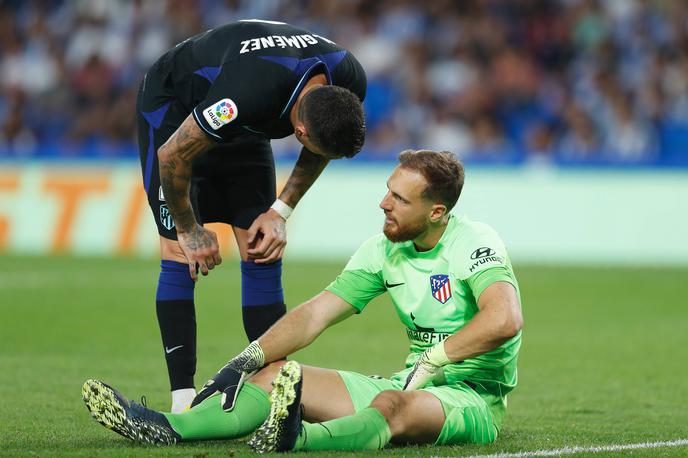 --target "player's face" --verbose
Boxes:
[379,167,431,242]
